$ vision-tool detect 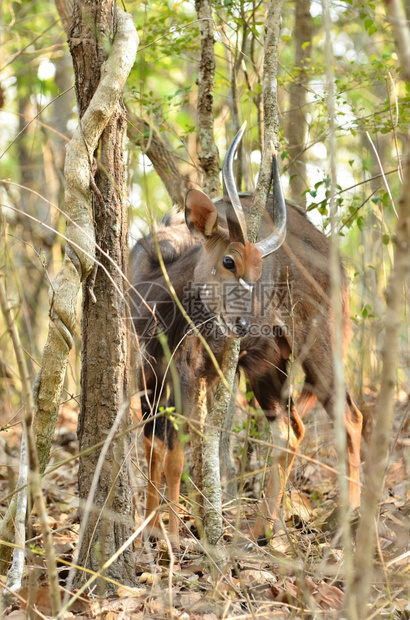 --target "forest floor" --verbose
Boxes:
[0,396,409,619]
